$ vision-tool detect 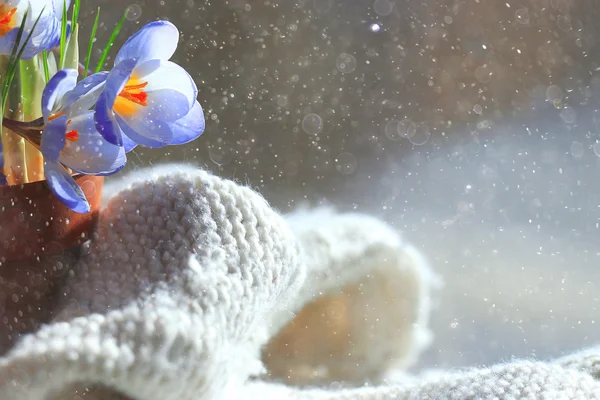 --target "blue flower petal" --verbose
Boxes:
[58,111,127,176]
[41,69,78,120]
[41,116,68,162]
[44,161,90,213]
[114,21,179,66]
[122,133,138,153]
[115,113,173,148]
[102,58,137,107]
[0,29,17,59]
[133,59,197,120]
[130,88,190,122]
[169,101,205,145]
[52,0,73,17]
[94,59,137,146]
[94,92,123,146]
[0,3,64,60]
[27,0,70,55]
[94,91,123,147]
[31,17,67,57]
[63,71,108,116]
